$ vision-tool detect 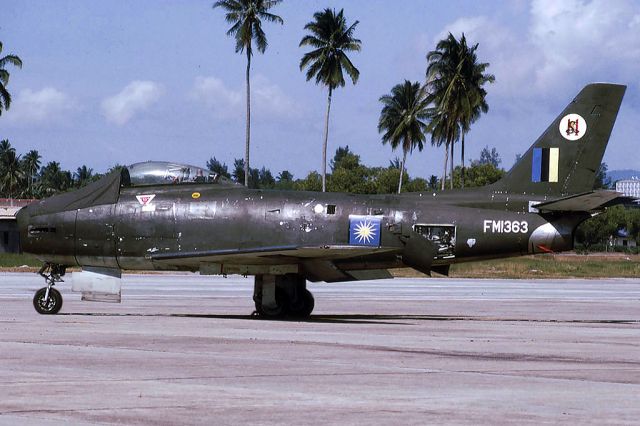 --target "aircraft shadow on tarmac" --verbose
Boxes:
[57,312,639,325]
